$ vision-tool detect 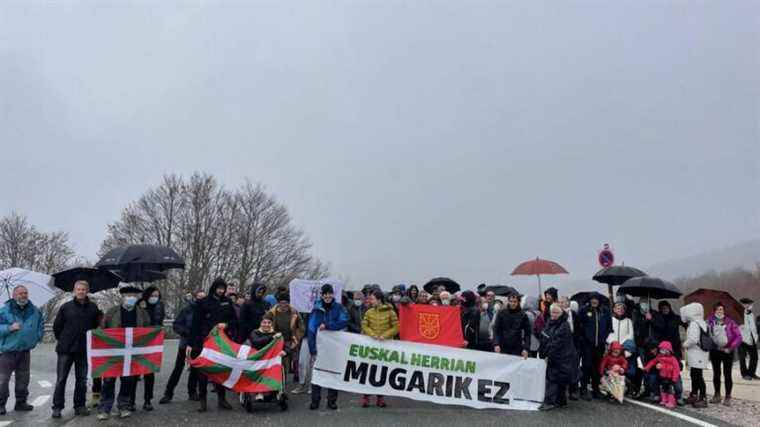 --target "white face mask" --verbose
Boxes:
[353,300,363,307]
[441,299,450,306]
[148,297,159,305]
[391,295,401,303]
[481,303,489,310]
[123,296,138,308]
